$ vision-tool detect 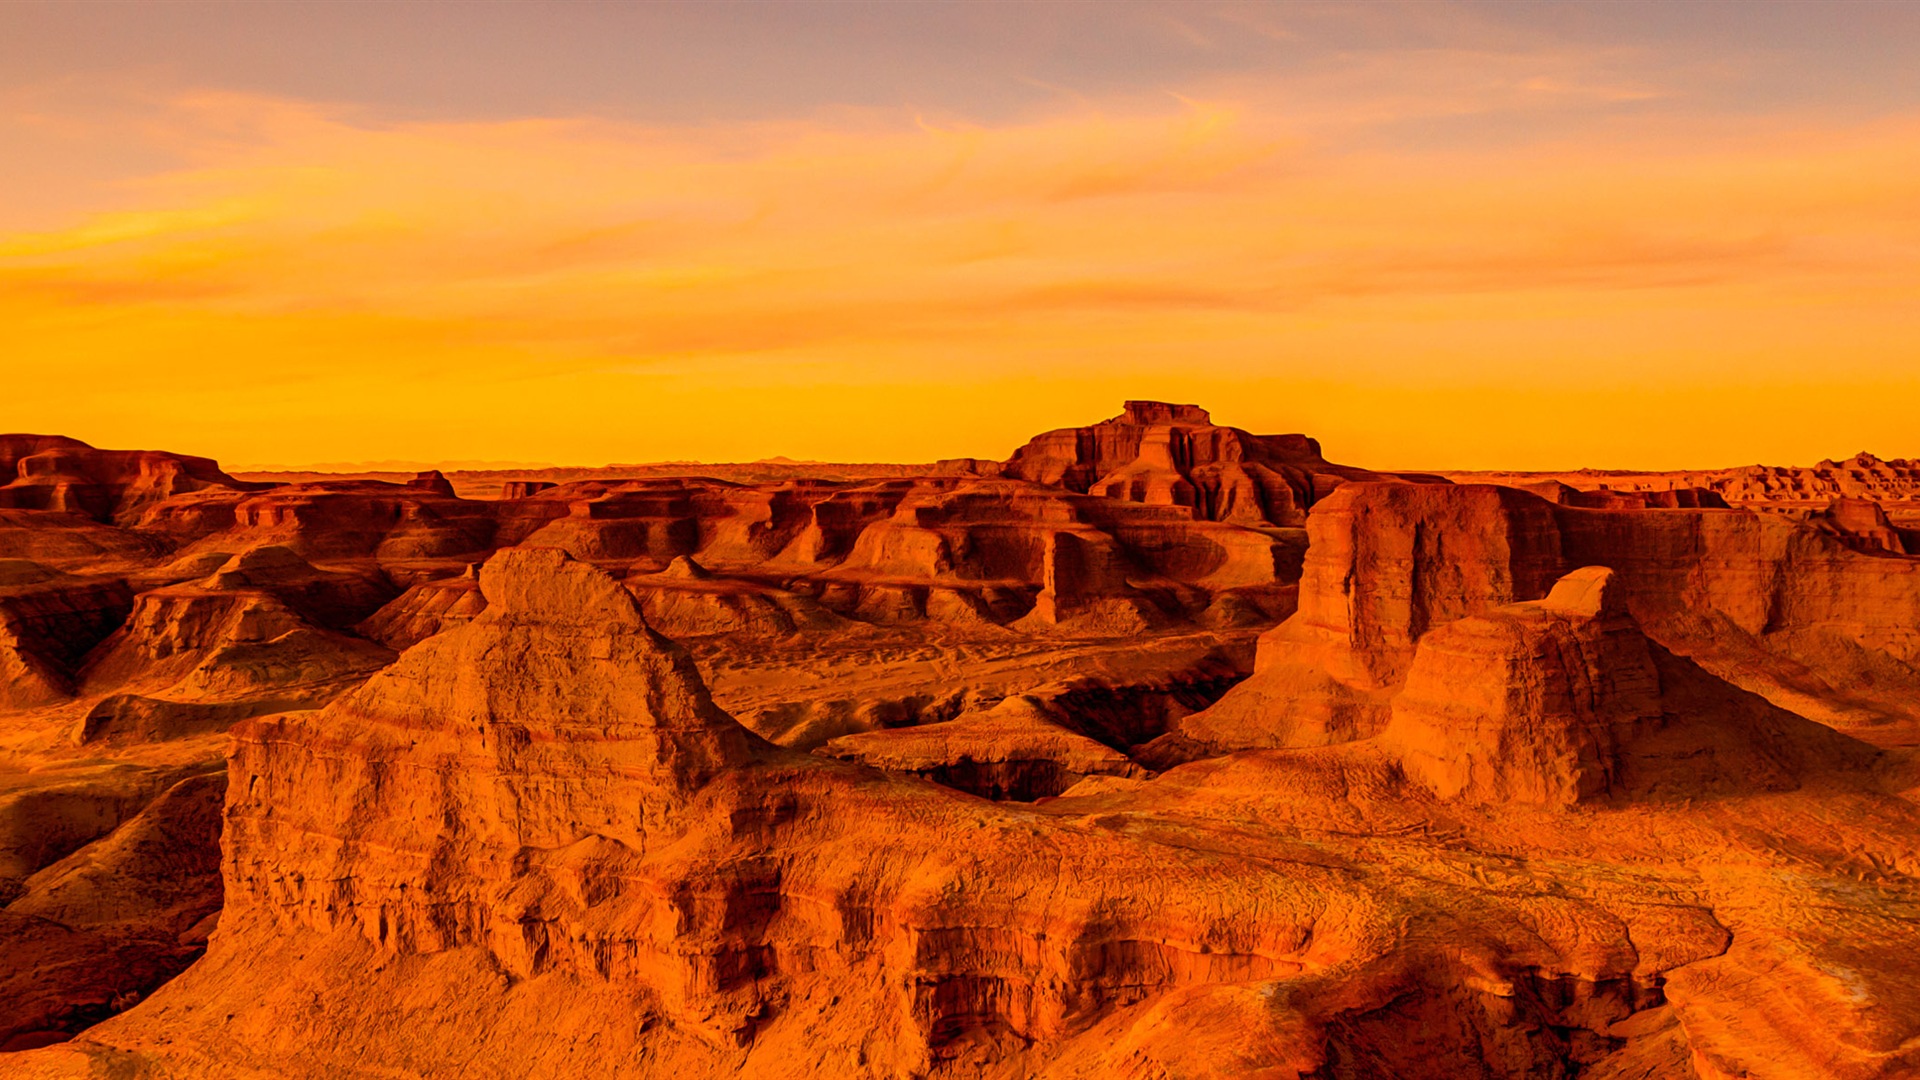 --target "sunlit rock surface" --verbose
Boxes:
[0,408,1915,1079]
